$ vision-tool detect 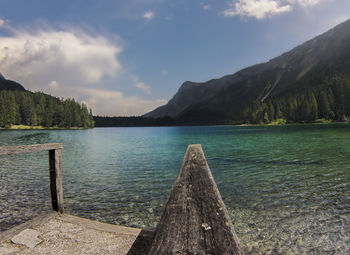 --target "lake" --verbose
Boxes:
[0,124,349,254]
